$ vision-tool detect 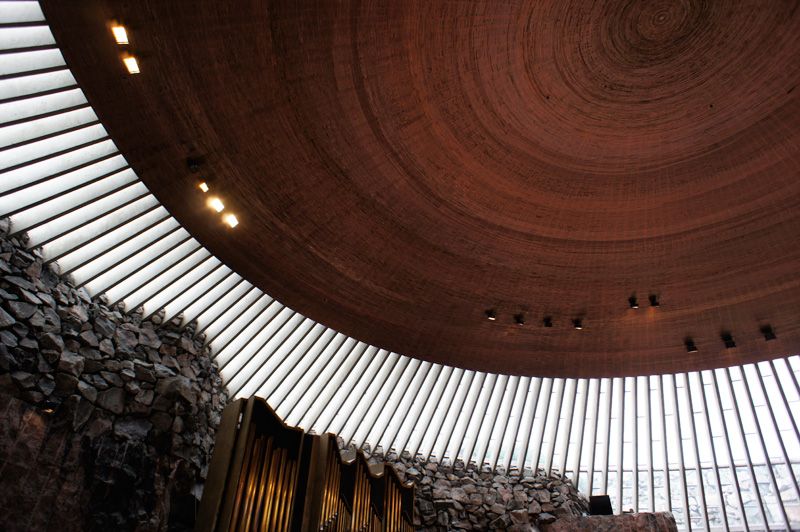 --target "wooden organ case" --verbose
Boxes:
[195,397,415,532]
